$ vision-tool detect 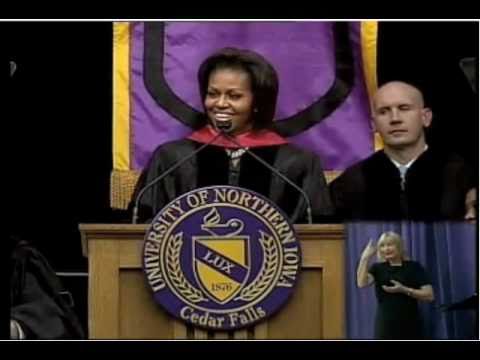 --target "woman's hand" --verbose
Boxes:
[382,279,407,294]
[383,281,435,302]
[360,239,377,260]
[357,239,376,288]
